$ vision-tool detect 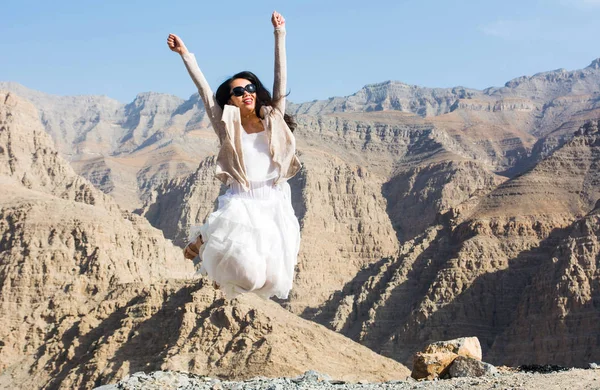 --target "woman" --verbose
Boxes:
[167,11,301,300]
